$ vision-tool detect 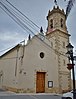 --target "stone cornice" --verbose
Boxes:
[47,6,66,20]
[46,29,71,37]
